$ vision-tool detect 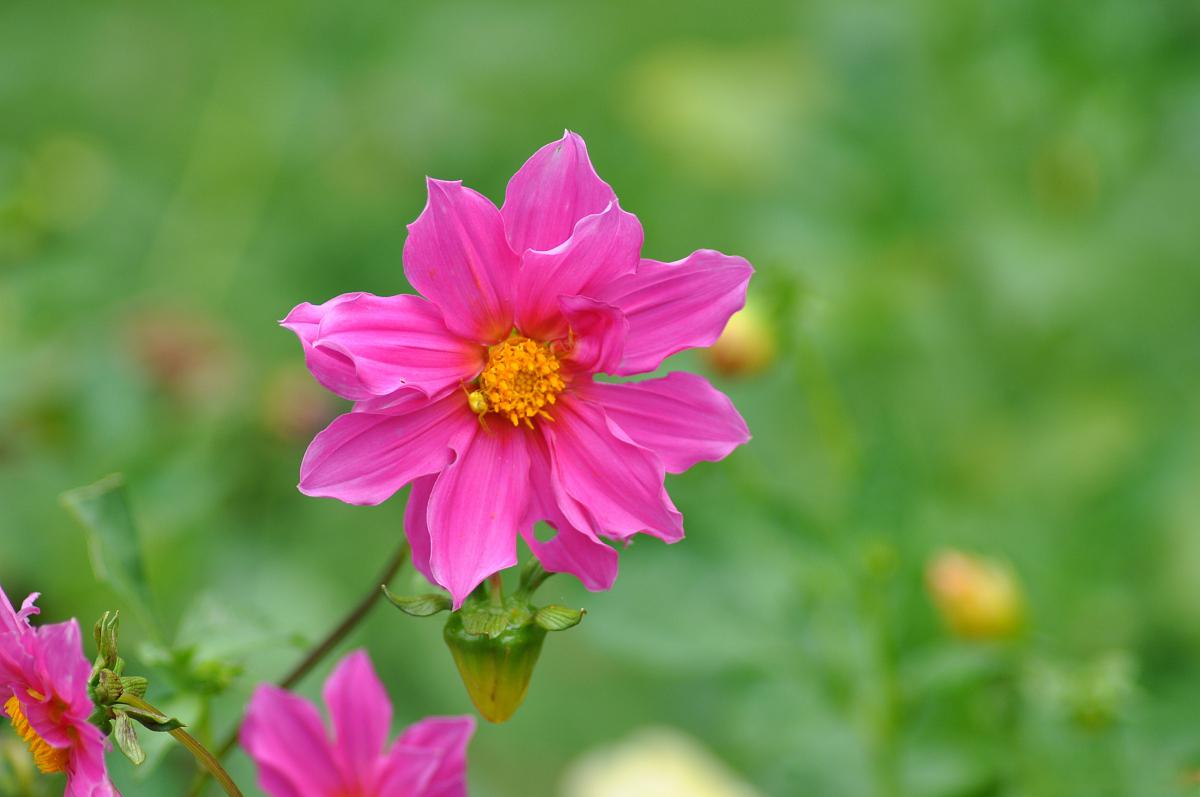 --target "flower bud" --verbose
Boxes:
[926,549,1024,640]
[443,610,546,724]
[702,304,776,377]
